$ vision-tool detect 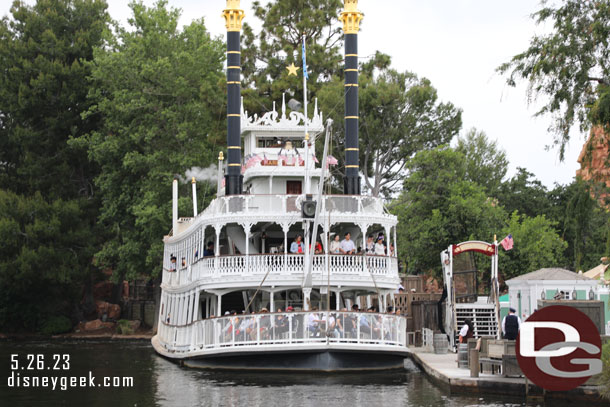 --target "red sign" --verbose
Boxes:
[516,305,602,391]
[451,241,495,257]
